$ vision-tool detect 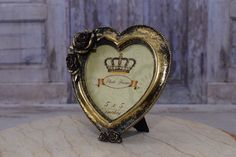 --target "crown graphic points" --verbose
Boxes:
[104,53,136,73]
